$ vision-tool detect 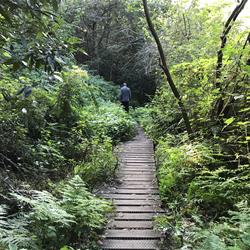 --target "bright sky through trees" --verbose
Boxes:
[200,0,250,26]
